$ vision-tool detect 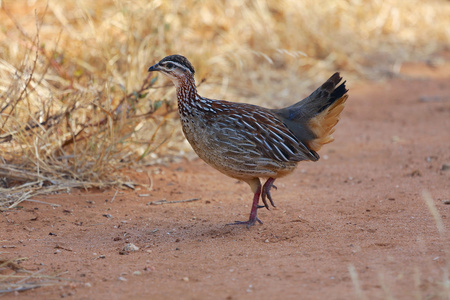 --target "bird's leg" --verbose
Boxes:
[261,177,277,209]
[226,178,263,227]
